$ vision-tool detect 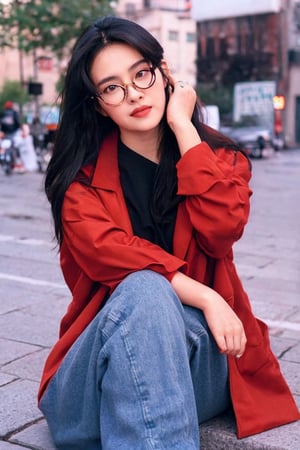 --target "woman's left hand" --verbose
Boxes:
[171,271,247,358]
